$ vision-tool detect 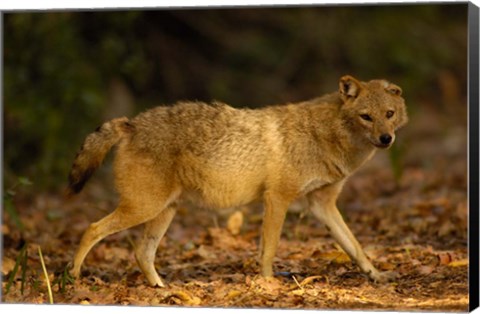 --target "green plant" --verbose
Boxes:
[5,242,28,295]
[3,176,32,231]
[53,264,75,293]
